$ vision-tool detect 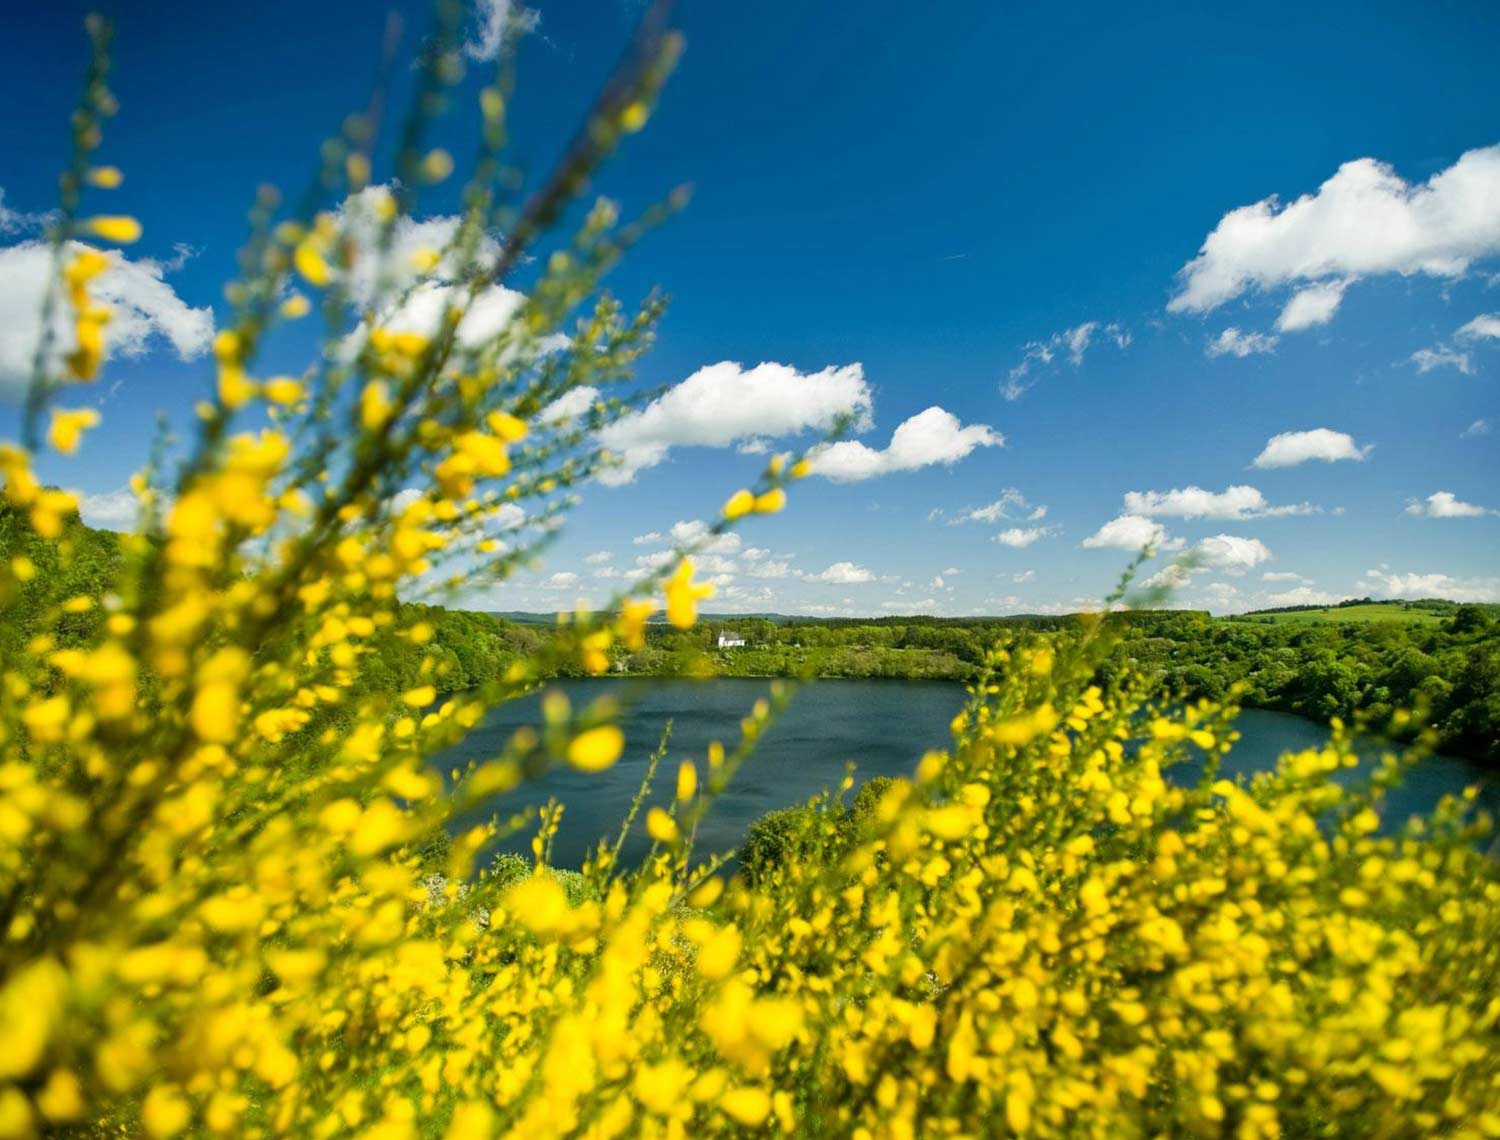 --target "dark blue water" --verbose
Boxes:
[440,679,1494,869]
